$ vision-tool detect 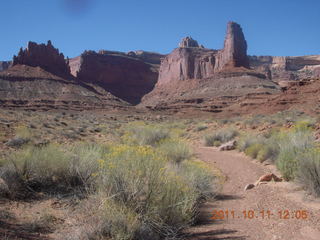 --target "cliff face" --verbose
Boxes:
[214,22,249,71]
[141,21,266,109]
[12,41,71,79]
[71,50,163,104]
[157,47,217,86]
[155,21,250,88]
